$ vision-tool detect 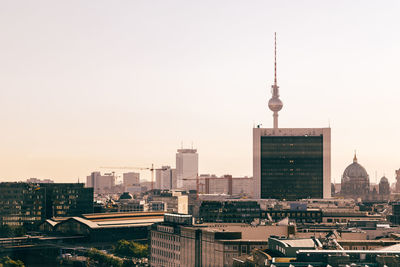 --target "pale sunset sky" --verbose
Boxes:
[0,1,399,184]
